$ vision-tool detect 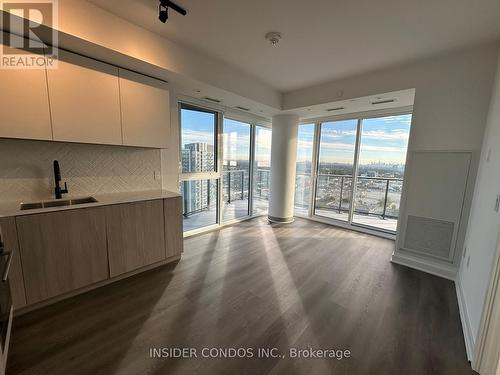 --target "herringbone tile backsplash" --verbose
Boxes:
[0,139,162,202]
